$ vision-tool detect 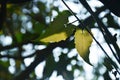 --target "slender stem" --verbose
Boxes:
[61,0,110,62]
[62,0,120,74]
[62,0,85,28]
[78,0,120,63]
